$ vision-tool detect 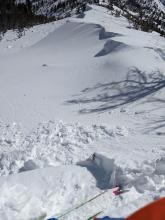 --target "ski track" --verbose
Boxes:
[0,3,165,220]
